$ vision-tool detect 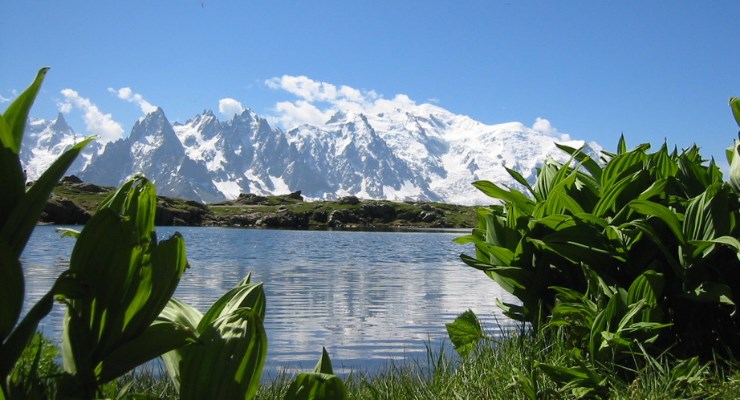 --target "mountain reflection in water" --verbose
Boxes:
[21,226,517,376]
